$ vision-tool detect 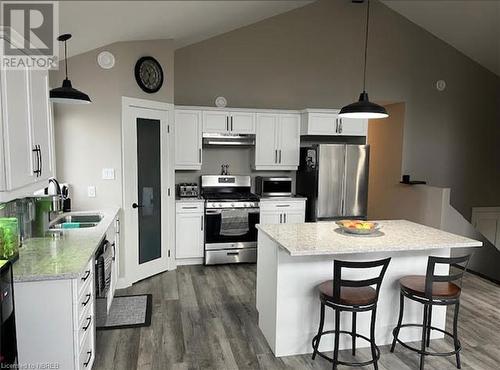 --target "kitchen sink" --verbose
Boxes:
[49,214,103,230]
